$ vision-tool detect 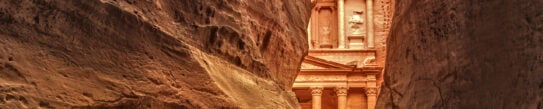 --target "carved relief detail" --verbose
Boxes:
[363,55,377,66]
[349,11,364,35]
[381,0,394,33]
[335,86,349,96]
[320,25,331,45]
[311,87,324,96]
[314,5,337,49]
[295,75,347,82]
[365,87,378,96]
